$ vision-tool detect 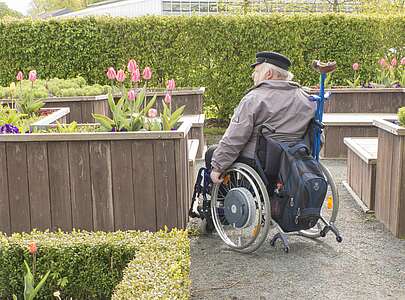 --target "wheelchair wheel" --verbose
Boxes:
[210,163,272,253]
[299,162,339,239]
